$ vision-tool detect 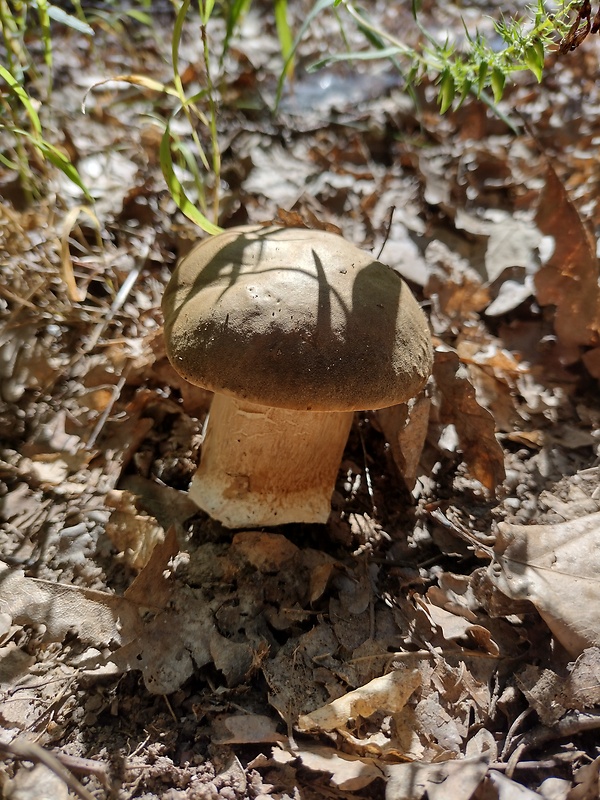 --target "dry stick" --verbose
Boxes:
[82,258,144,355]
[504,710,600,778]
[357,417,377,517]
[500,706,533,761]
[85,367,129,450]
[49,752,110,786]
[0,738,96,800]
[510,710,600,759]
[376,205,395,260]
